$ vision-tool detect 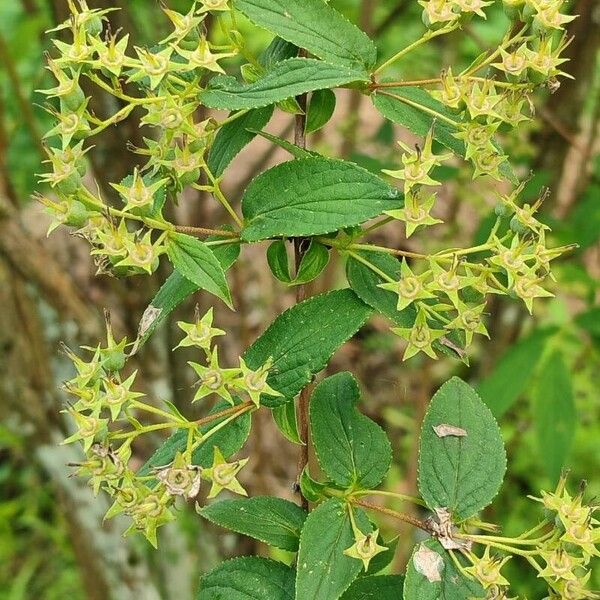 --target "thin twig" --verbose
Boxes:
[174,225,239,238]
[293,49,311,510]
[352,498,432,533]
[195,400,255,427]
